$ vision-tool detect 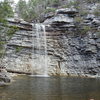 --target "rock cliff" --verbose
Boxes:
[1,6,100,77]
